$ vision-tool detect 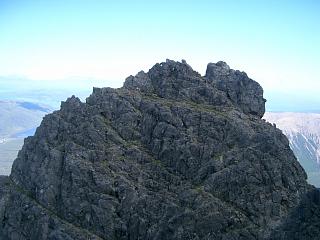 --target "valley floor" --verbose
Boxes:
[0,138,23,175]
